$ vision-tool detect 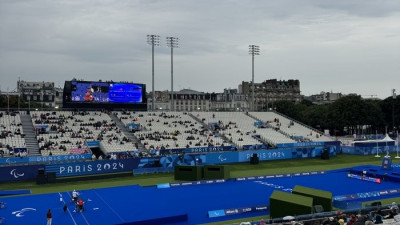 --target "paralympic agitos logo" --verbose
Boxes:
[10,169,25,178]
